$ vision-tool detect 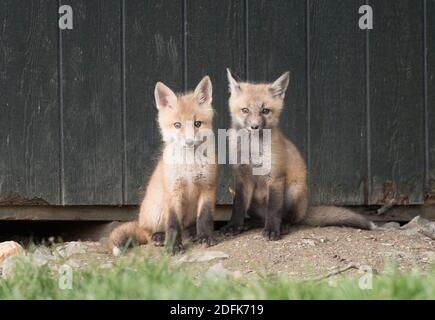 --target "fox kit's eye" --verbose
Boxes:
[242,108,249,114]
[174,122,182,129]
[194,121,202,128]
[262,108,270,115]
